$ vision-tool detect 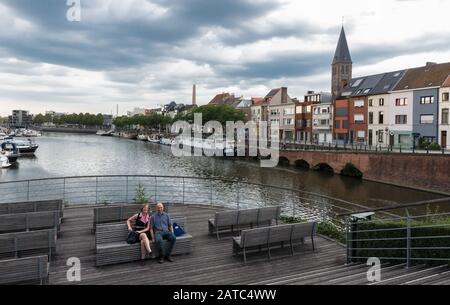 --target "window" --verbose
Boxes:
[369,112,374,124]
[284,108,294,115]
[357,131,365,142]
[354,100,364,108]
[393,72,401,77]
[443,93,449,102]
[322,107,329,114]
[442,109,449,125]
[342,120,349,129]
[363,88,371,94]
[379,98,385,106]
[335,108,348,116]
[306,106,311,113]
[379,111,384,124]
[356,89,363,95]
[284,118,293,125]
[395,115,407,124]
[335,120,341,129]
[420,96,434,104]
[352,79,363,87]
[395,98,408,106]
[314,107,320,115]
[354,114,364,124]
[296,106,303,114]
[378,130,384,143]
[420,115,434,124]
[368,99,373,107]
